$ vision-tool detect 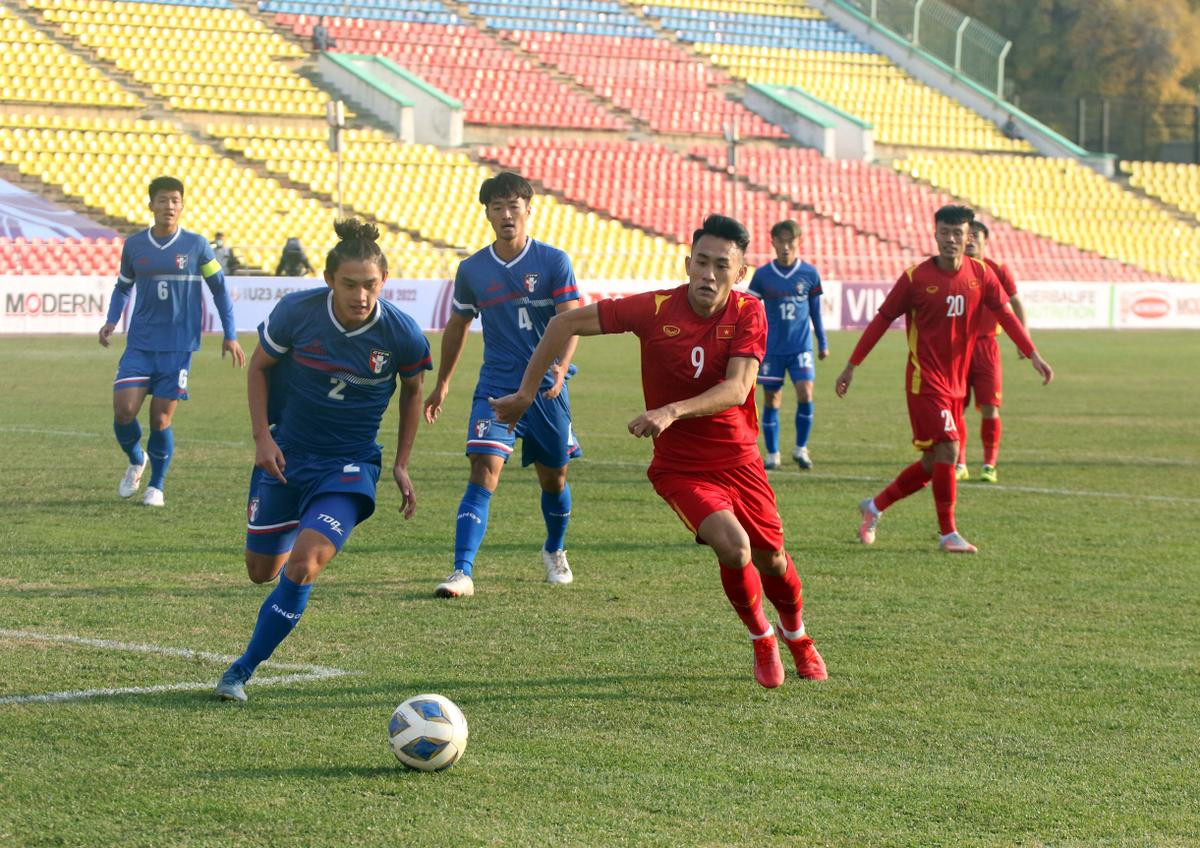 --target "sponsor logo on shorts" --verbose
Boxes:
[317,513,345,536]
[474,418,491,438]
[247,497,260,523]
[662,325,680,337]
